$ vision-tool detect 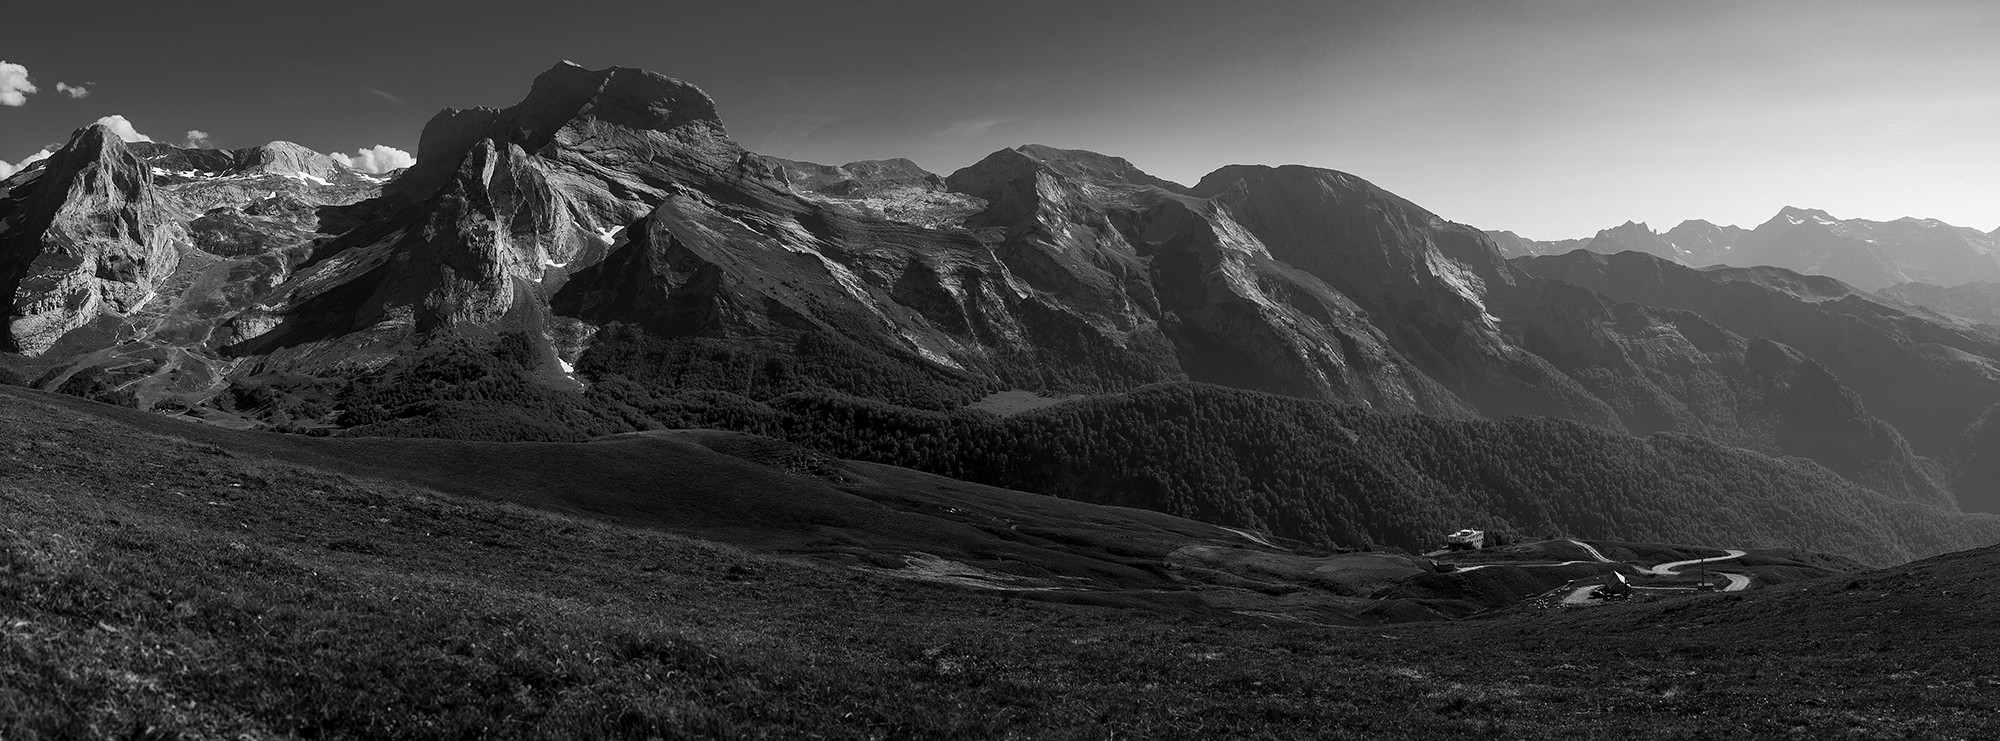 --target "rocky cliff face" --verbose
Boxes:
[1189,165,1625,427]
[1584,221,1687,264]
[944,148,1469,412]
[0,124,383,398]
[207,64,1478,418]
[0,125,183,355]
